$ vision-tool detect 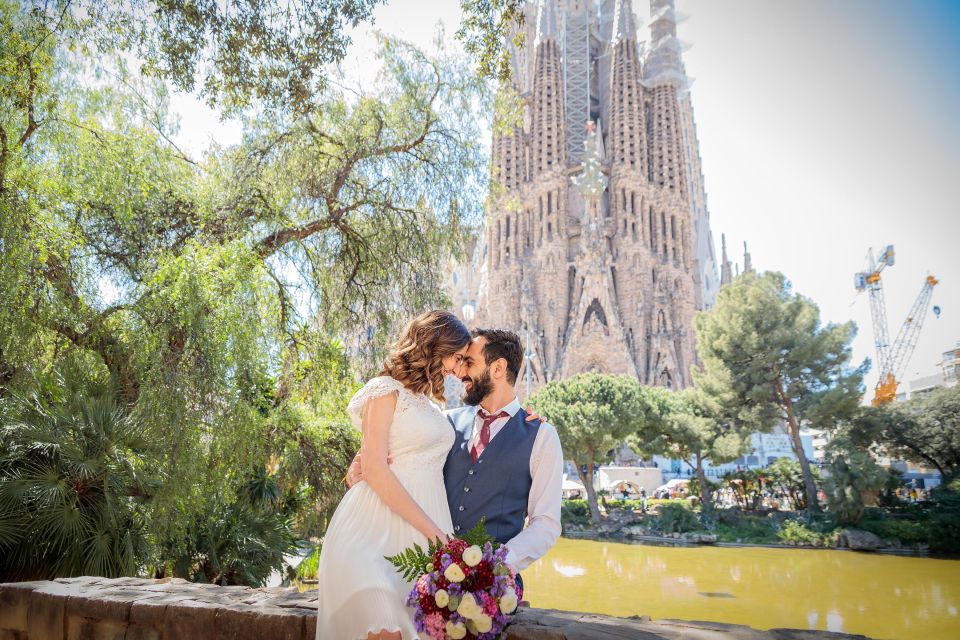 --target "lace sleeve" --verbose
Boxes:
[346,376,404,429]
